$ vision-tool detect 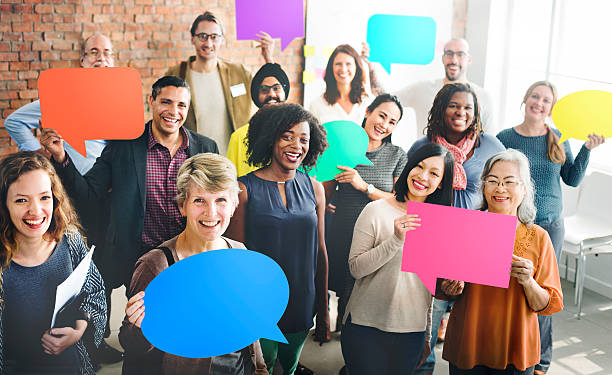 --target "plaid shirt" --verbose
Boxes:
[141,125,189,250]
